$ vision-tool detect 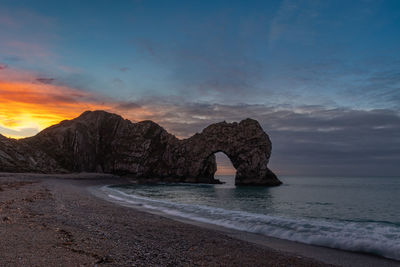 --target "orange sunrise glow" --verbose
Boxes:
[0,76,160,139]
[0,81,111,138]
